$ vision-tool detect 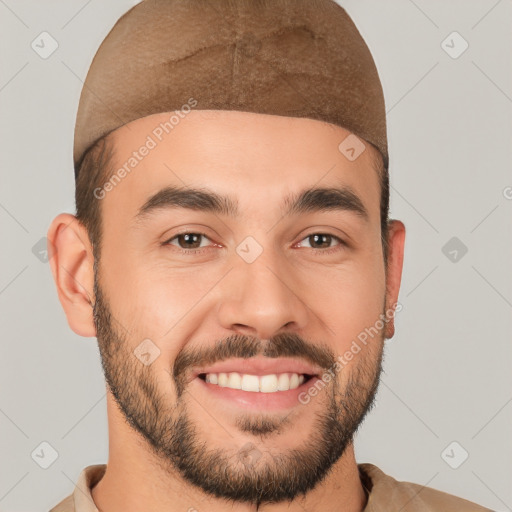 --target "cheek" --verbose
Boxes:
[311,257,386,349]
[99,254,227,362]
